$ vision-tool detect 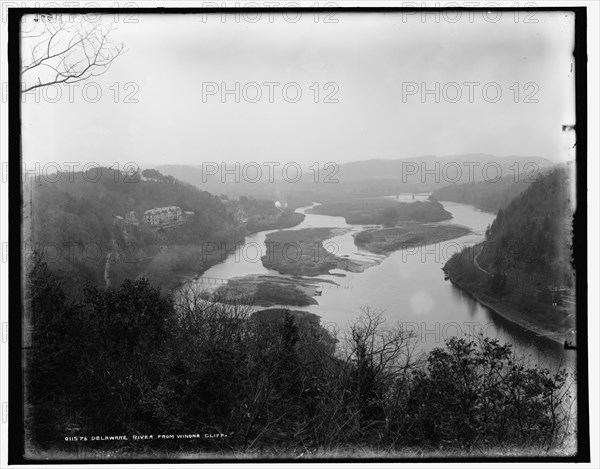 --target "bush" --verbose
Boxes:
[405,337,571,448]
